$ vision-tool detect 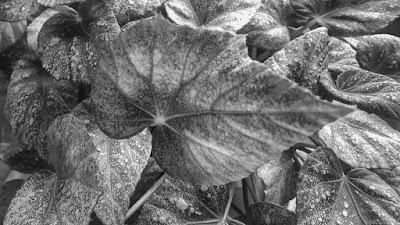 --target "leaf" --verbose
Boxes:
[318,110,400,170]
[136,175,230,224]
[4,56,79,158]
[297,147,400,225]
[0,20,27,53]
[327,37,359,74]
[92,15,354,185]
[320,68,400,119]
[0,179,24,224]
[47,101,153,225]
[105,0,165,26]
[36,0,85,7]
[0,0,35,22]
[256,150,296,206]
[371,168,400,196]
[237,0,292,50]
[263,27,330,94]
[291,0,400,36]
[164,0,261,32]
[355,34,400,76]
[247,202,296,225]
[26,0,120,84]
